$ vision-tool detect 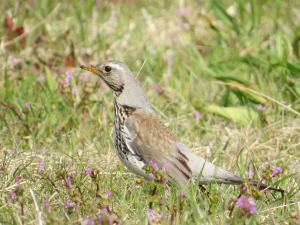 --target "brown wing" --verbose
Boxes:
[124,111,192,186]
